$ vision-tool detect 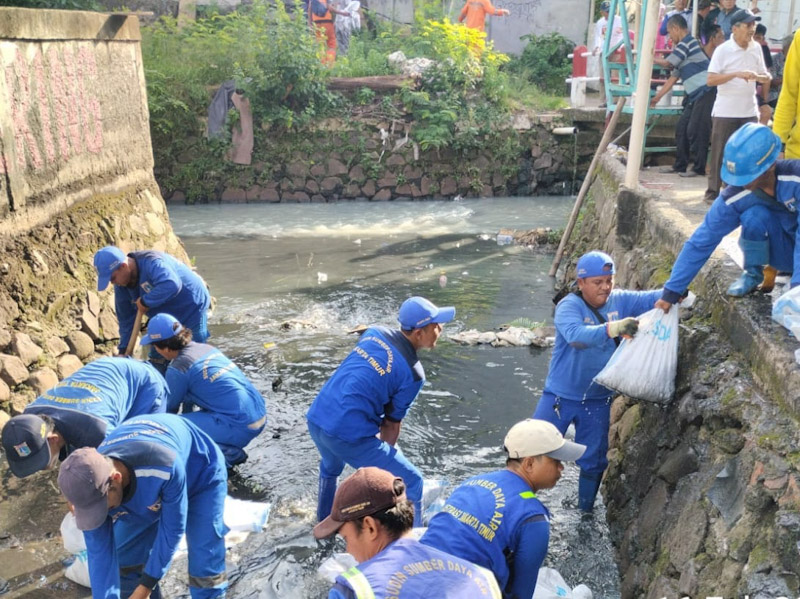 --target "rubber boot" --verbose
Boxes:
[727,238,769,297]
[578,470,603,512]
[317,476,338,523]
[760,265,778,293]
